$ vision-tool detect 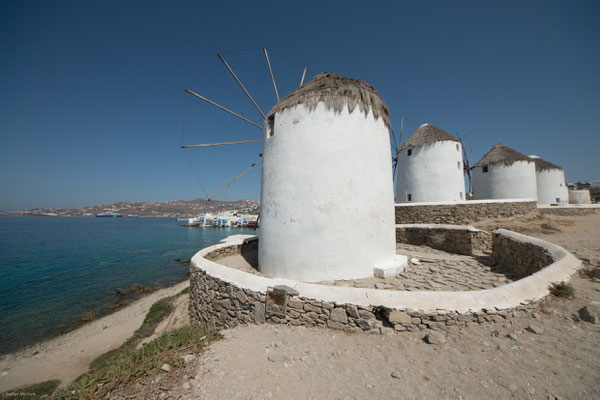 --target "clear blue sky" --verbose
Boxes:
[1,0,598,211]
